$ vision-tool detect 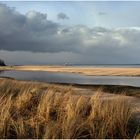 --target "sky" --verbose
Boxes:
[0,1,140,65]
